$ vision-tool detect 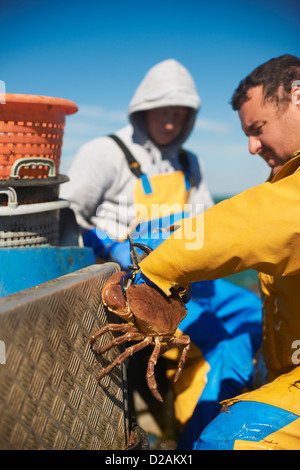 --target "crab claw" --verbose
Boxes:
[102,271,132,319]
